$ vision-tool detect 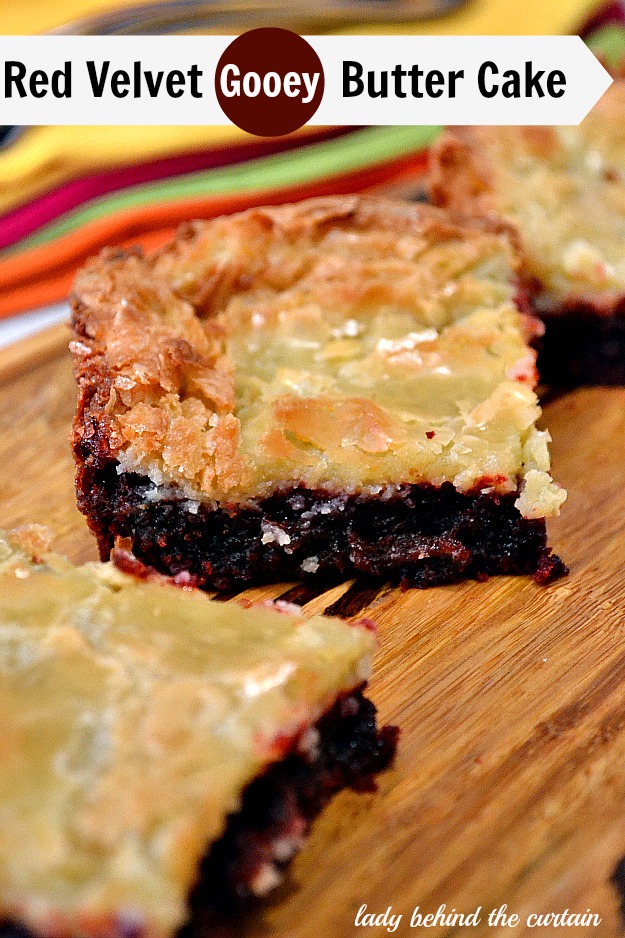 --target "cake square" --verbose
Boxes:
[71,196,566,589]
[429,78,625,385]
[0,527,395,938]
